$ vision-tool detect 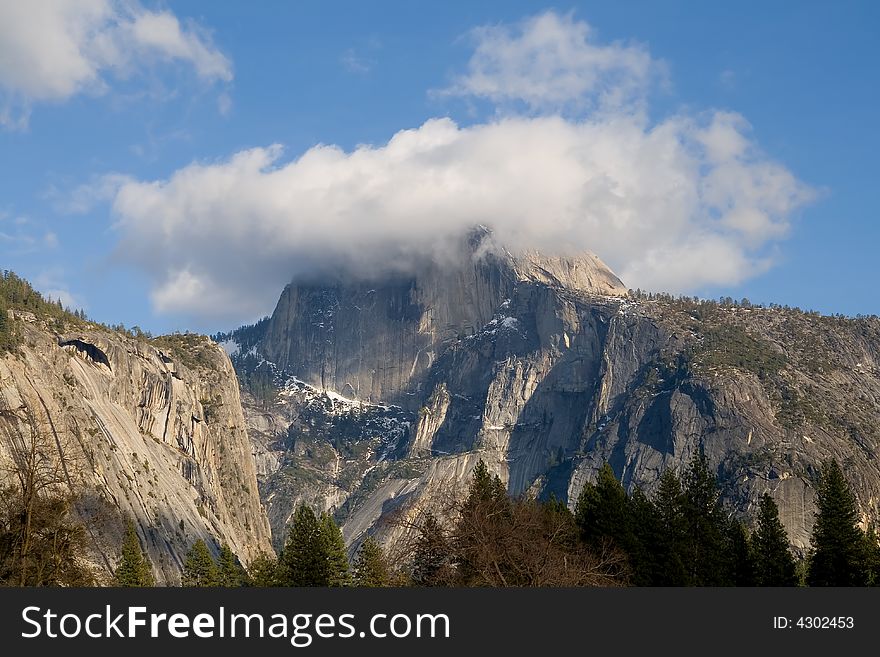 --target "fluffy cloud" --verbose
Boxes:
[95,11,813,326]
[437,11,661,112]
[0,0,231,127]
[109,111,812,324]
